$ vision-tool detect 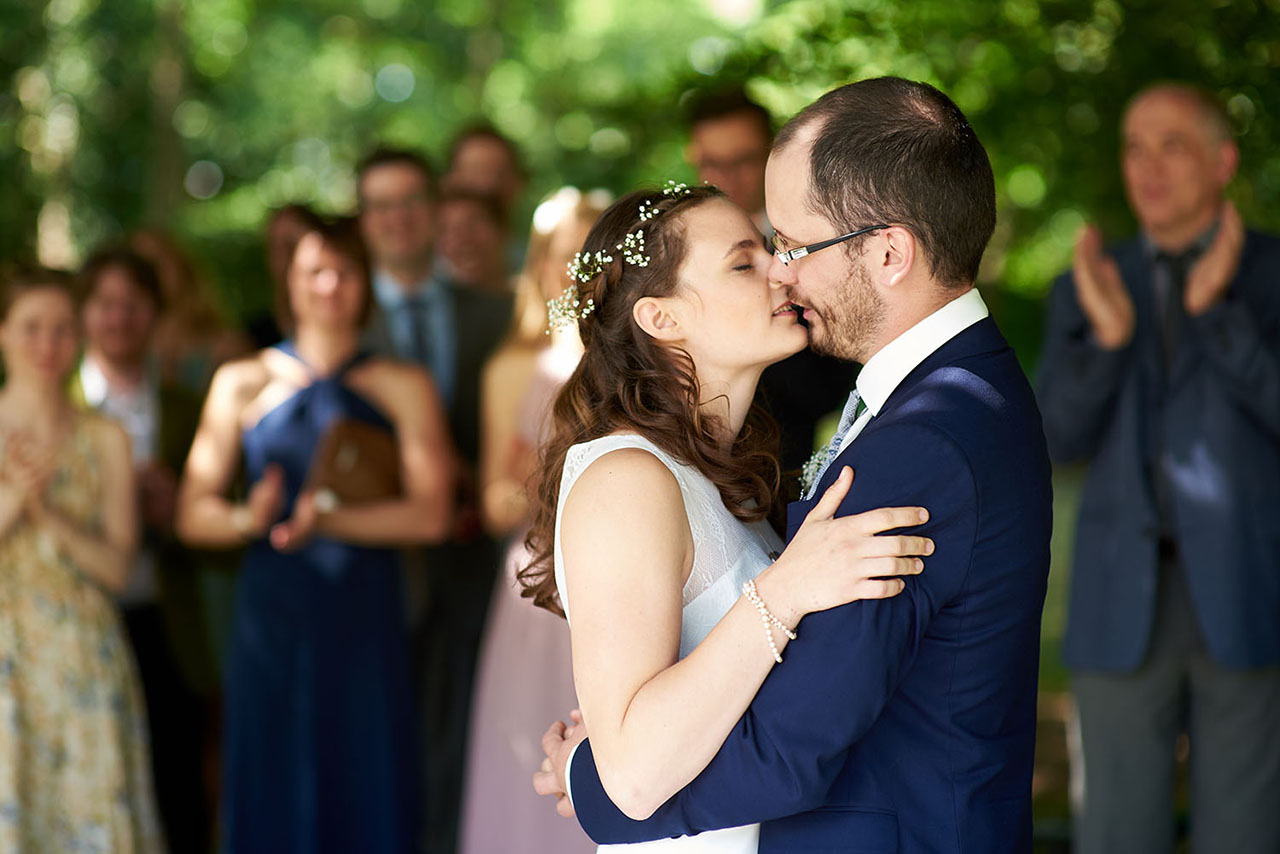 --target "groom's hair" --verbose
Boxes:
[774,77,995,289]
